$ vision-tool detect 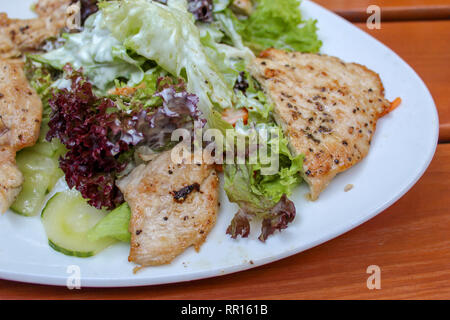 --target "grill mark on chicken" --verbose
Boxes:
[249,48,390,200]
[172,183,201,203]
